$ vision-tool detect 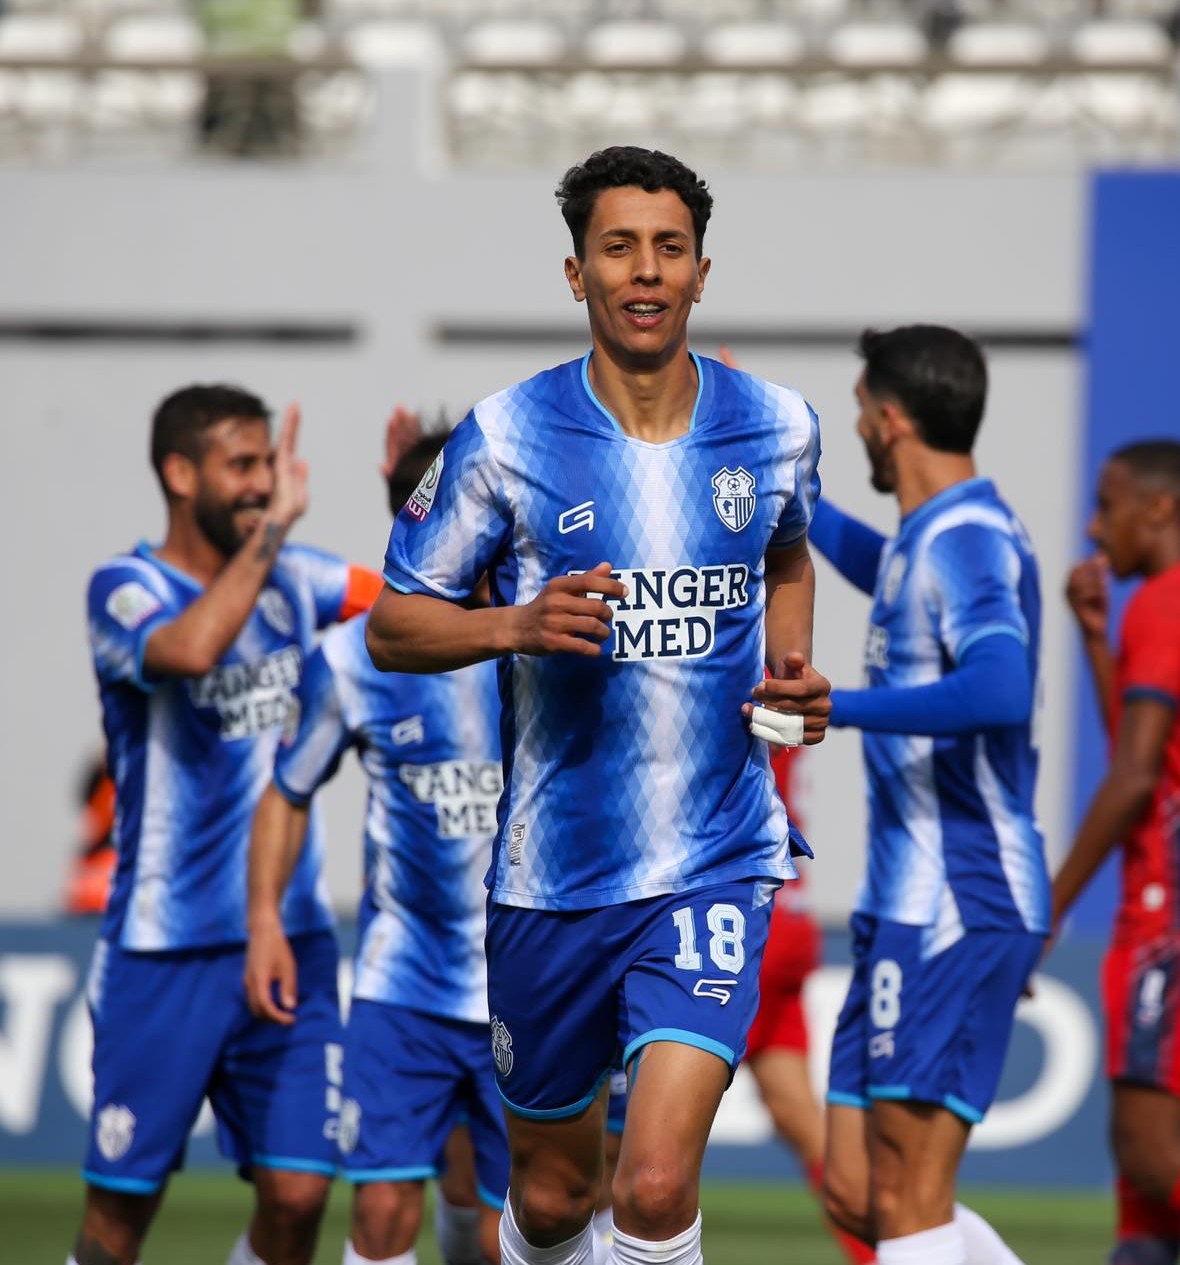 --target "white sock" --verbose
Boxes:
[435,1194,482,1265]
[878,1221,966,1265]
[609,1212,704,1265]
[955,1204,1025,1265]
[499,1197,595,1265]
[591,1208,614,1262]
[226,1233,266,1265]
[342,1240,417,1265]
